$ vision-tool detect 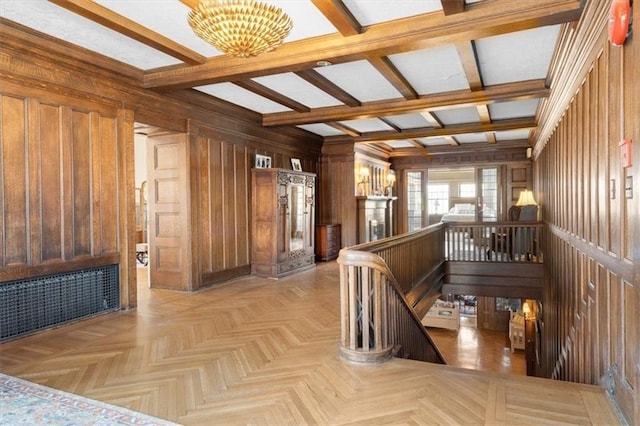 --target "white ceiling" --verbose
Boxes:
[0,0,581,154]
